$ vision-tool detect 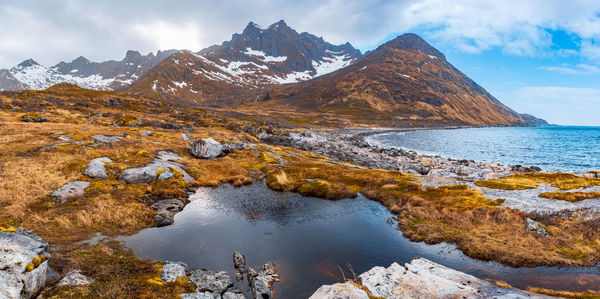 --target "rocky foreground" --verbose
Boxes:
[310,258,551,298]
